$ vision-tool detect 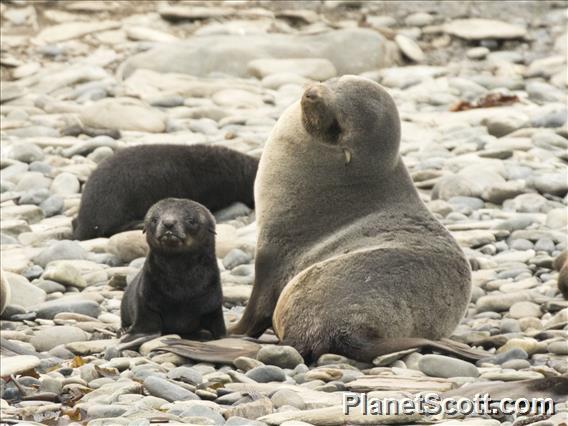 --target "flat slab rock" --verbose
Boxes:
[347,375,455,393]
[0,355,40,377]
[444,19,527,40]
[259,405,424,426]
